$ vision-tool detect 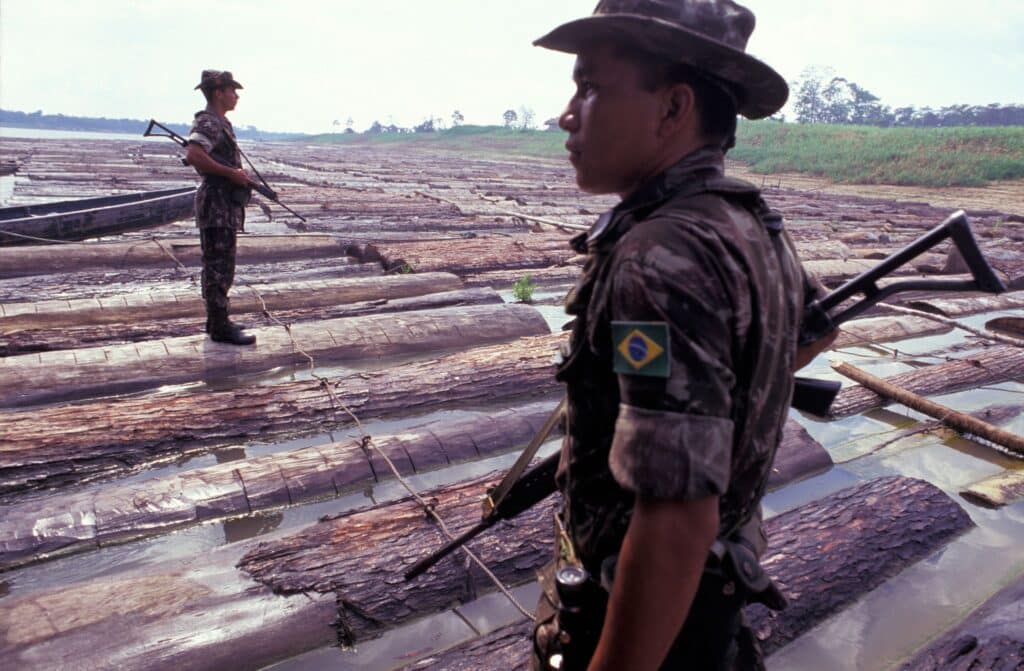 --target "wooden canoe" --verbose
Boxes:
[0,186,195,245]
